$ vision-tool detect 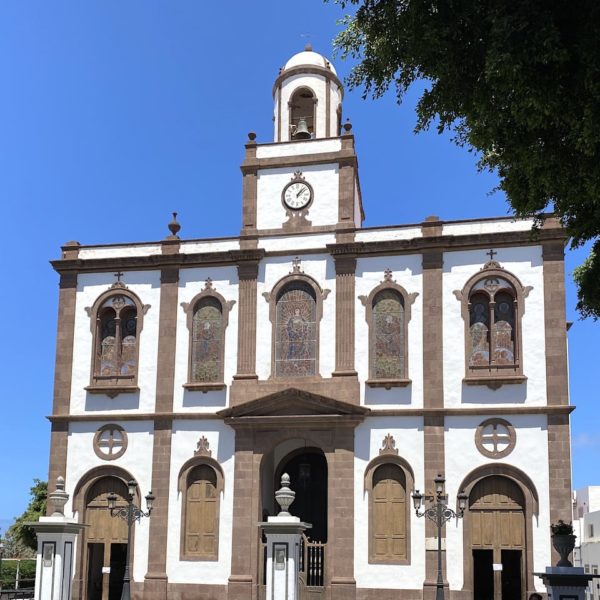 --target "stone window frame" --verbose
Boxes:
[85,286,150,397]
[263,272,330,380]
[181,284,235,392]
[93,424,128,461]
[178,453,224,562]
[359,278,418,389]
[363,453,414,565]
[288,85,318,138]
[454,261,532,388]
[475,418,517,459]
